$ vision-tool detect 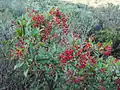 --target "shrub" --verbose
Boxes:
[95,28,120,59]
[94,4,120,29]
[9,7,120,90]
